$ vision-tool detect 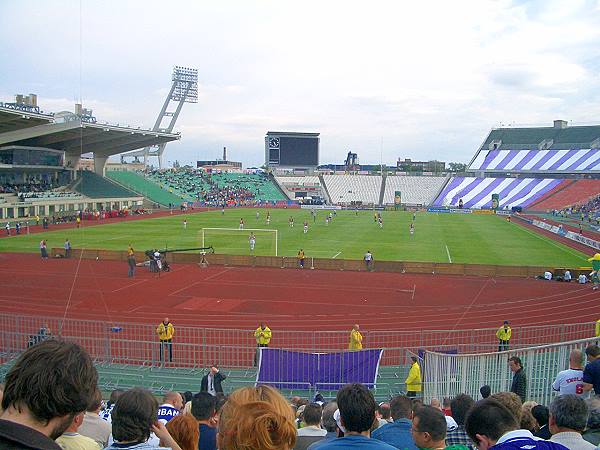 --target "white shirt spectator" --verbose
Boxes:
[544,271,553,280]
[579,274,588,284]
[564,271,572,281]
[552,368,589,398]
